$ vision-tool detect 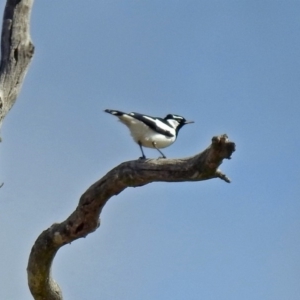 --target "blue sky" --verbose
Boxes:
[1,1,300,299]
